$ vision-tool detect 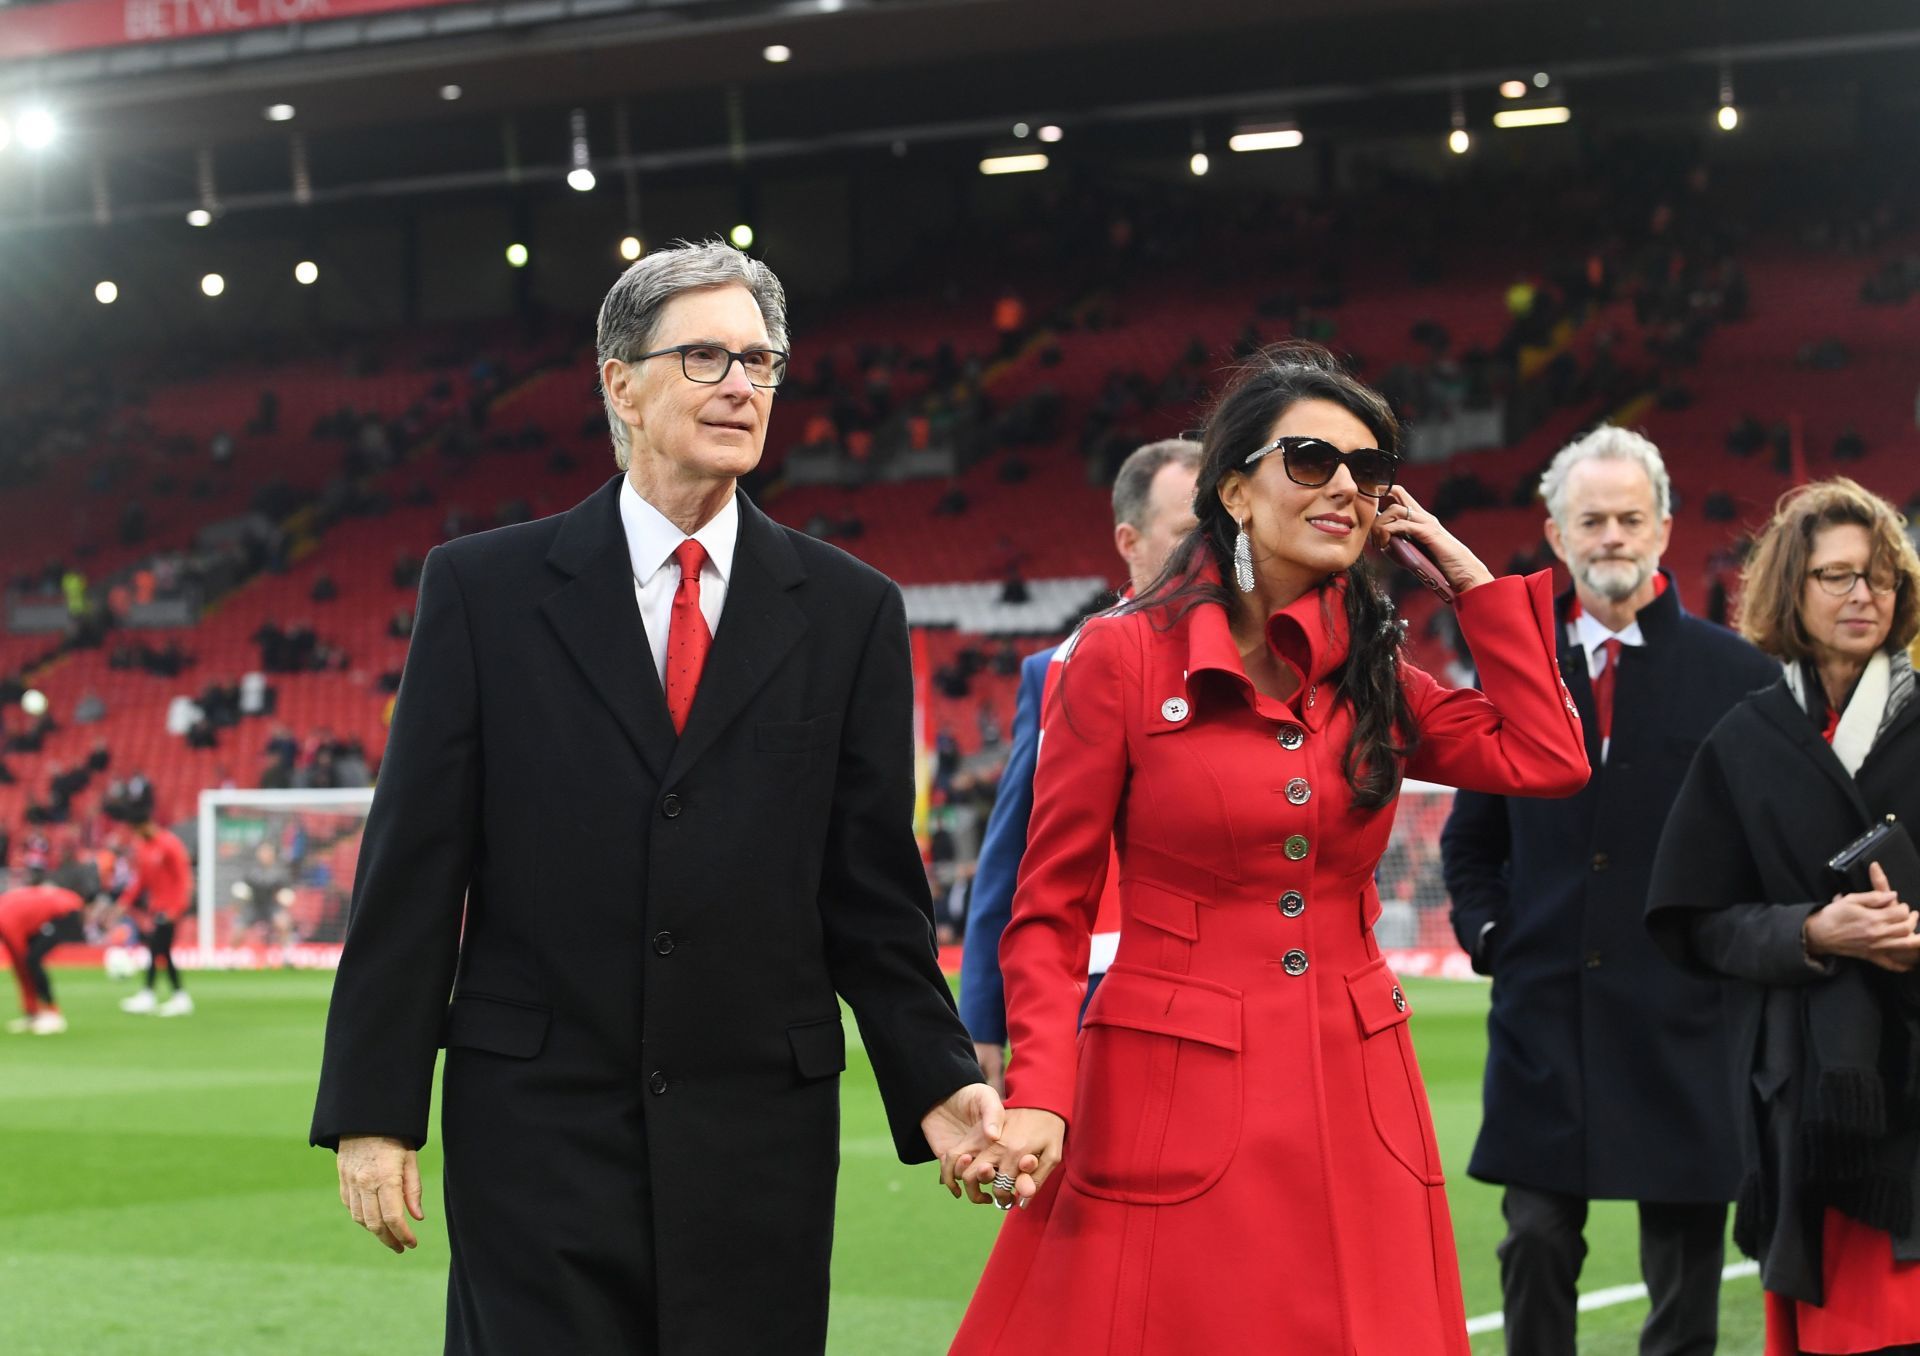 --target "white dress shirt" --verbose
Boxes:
[618,476,738,688]
[1568,607,1645,762]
